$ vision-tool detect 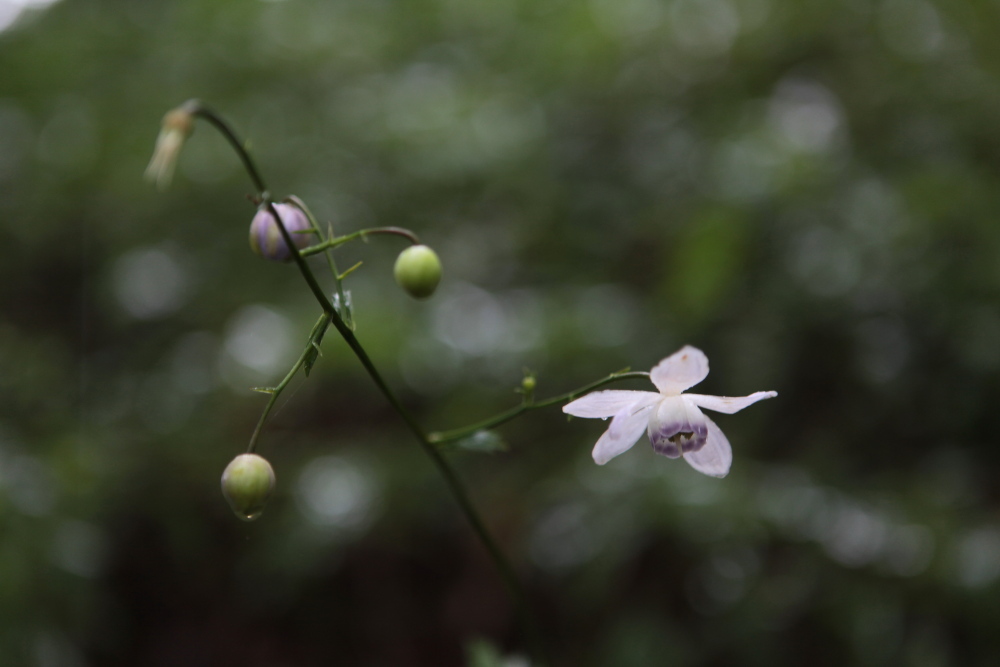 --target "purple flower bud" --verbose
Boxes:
[249,203,313,262]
